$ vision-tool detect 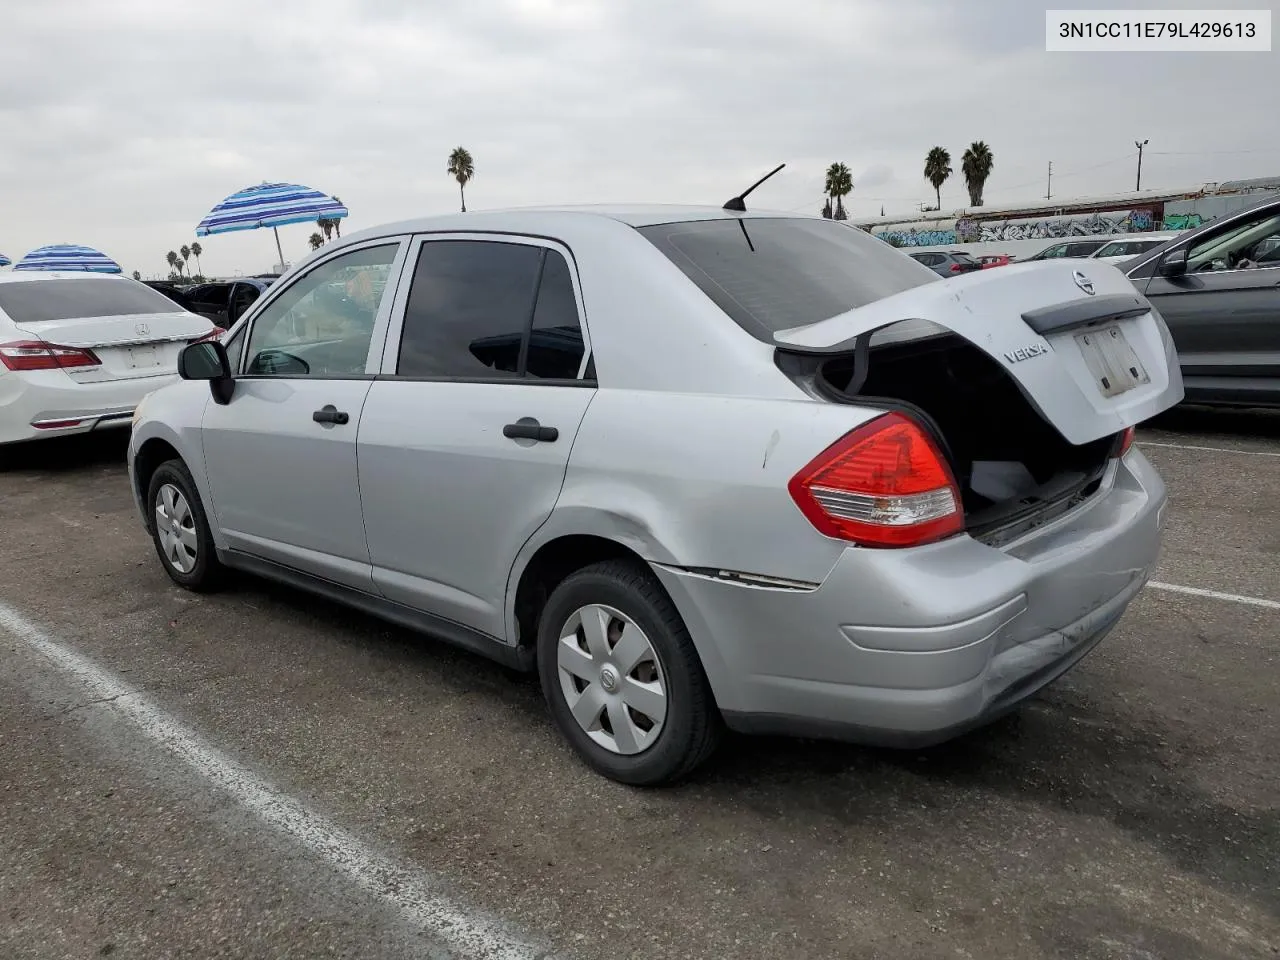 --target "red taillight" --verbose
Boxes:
[1115,426,1135,457]
[788,412,964,548]
[949,263,963,273]
[0,340,100,372]
[191,326,226,344]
